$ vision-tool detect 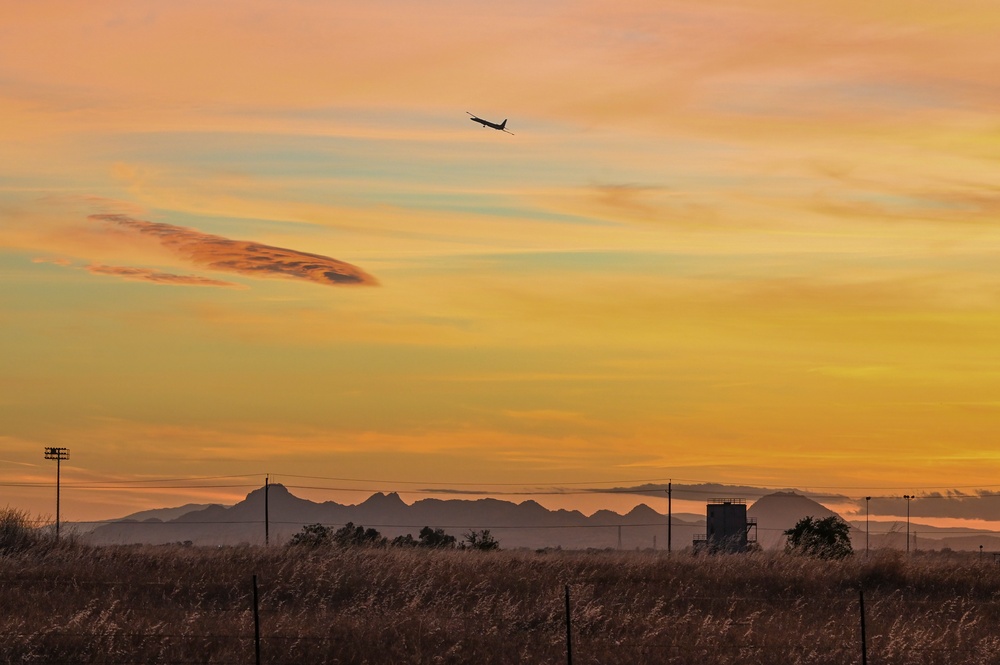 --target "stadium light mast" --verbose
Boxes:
[44,447,70,540]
